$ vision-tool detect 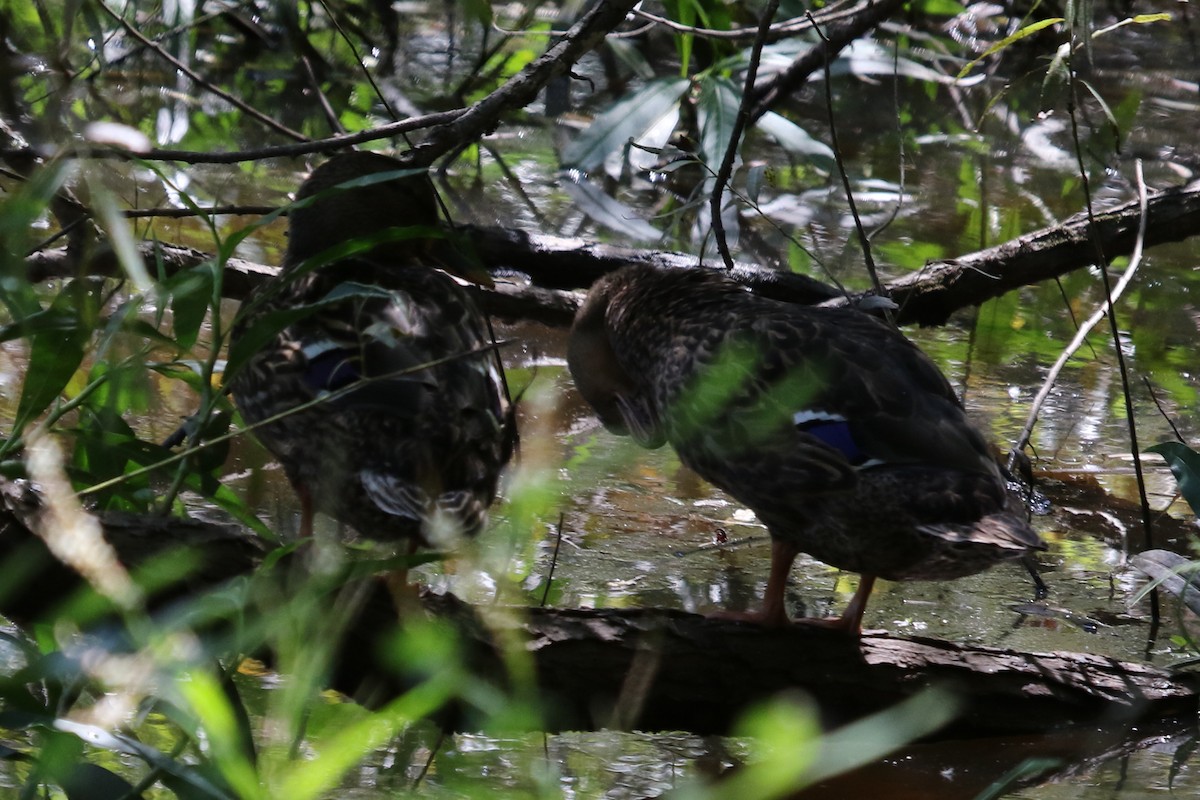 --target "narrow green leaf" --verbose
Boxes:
[957,18,1065,79]
[58,762,143,800]
[176,671,262,800]
[13,284,93,435]
[756,112,835,167]
[559,177,662,241]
